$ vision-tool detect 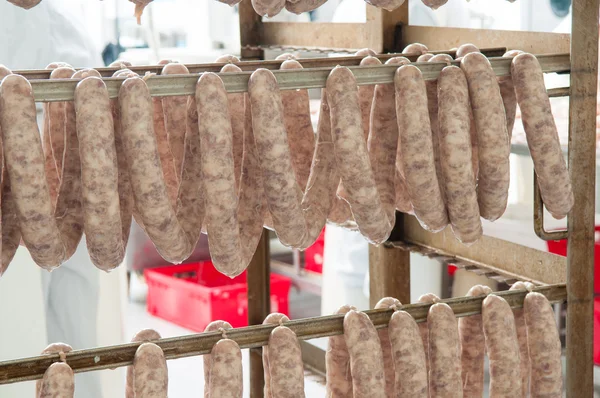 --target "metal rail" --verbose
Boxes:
[0,284,566,385]
[28,53,570,102]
